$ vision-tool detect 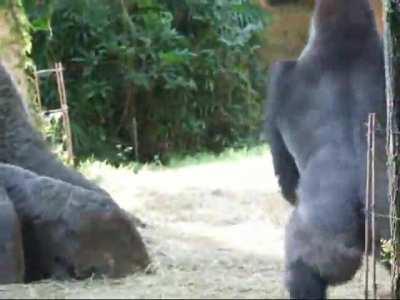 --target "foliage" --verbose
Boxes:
[381,238,393,266]
[0,0,33,70]
[22,0,268,164]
